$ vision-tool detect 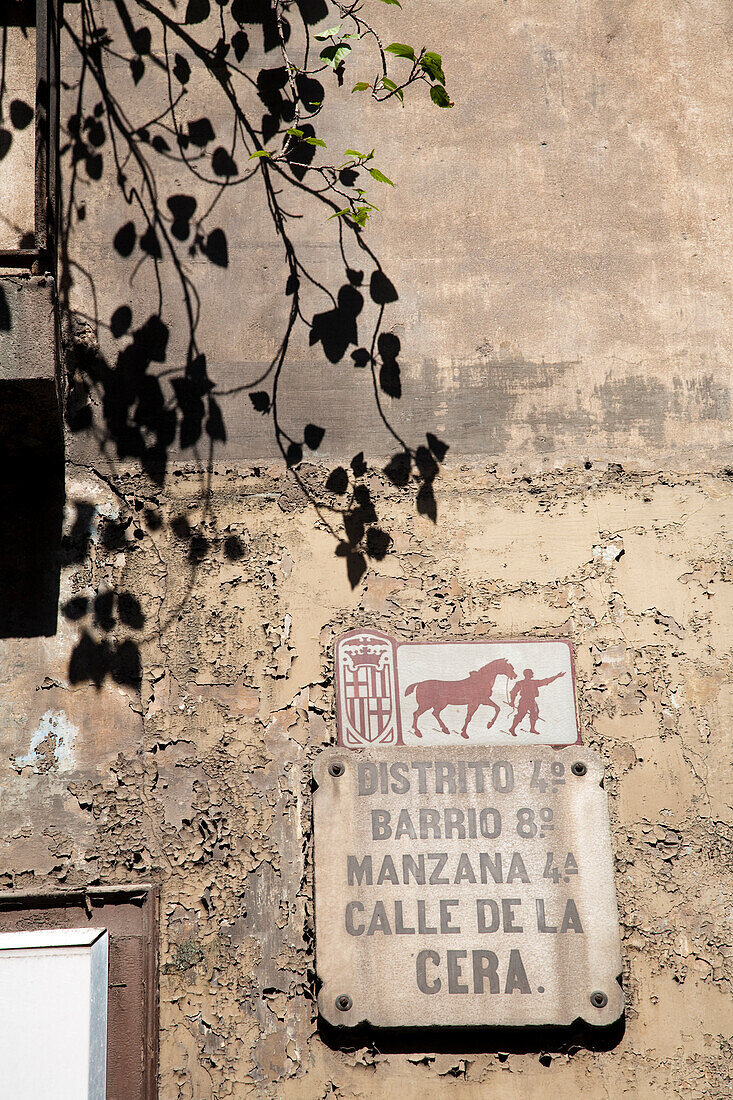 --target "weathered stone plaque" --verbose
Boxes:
[335,631,580,748]
[314,746,623,1030]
